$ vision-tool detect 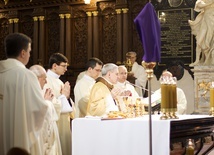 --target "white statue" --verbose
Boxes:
[188,0,214,66]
